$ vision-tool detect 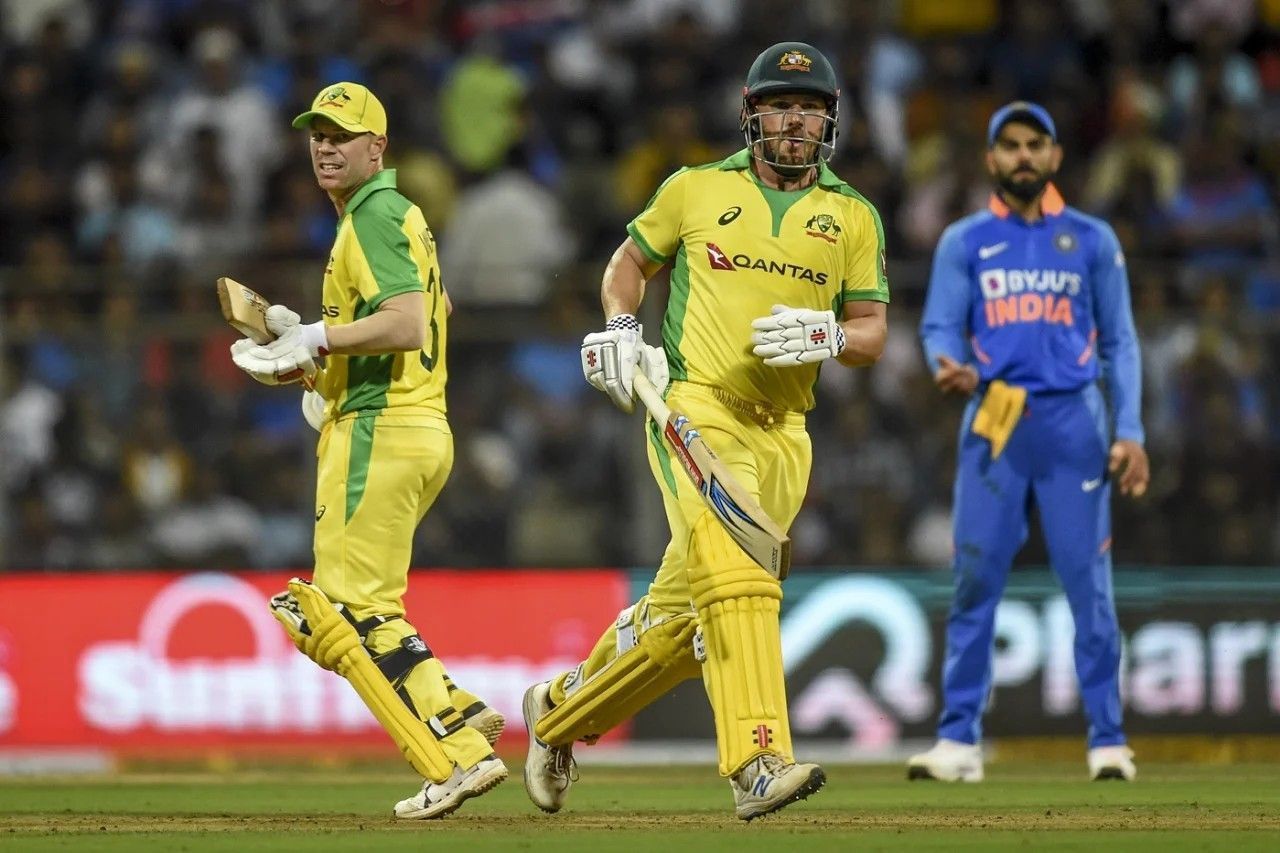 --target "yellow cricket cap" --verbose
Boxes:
[292,82,387,135]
